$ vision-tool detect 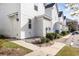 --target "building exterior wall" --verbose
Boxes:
[58,16,64,32]
[51,4,60,32]
[21,3,45,39]
[33,17,43,37]
[43,19,52,36]
[0,3,68,39]
[45,4,65,33]
[63,18,68,31]
[0,3,20,38]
